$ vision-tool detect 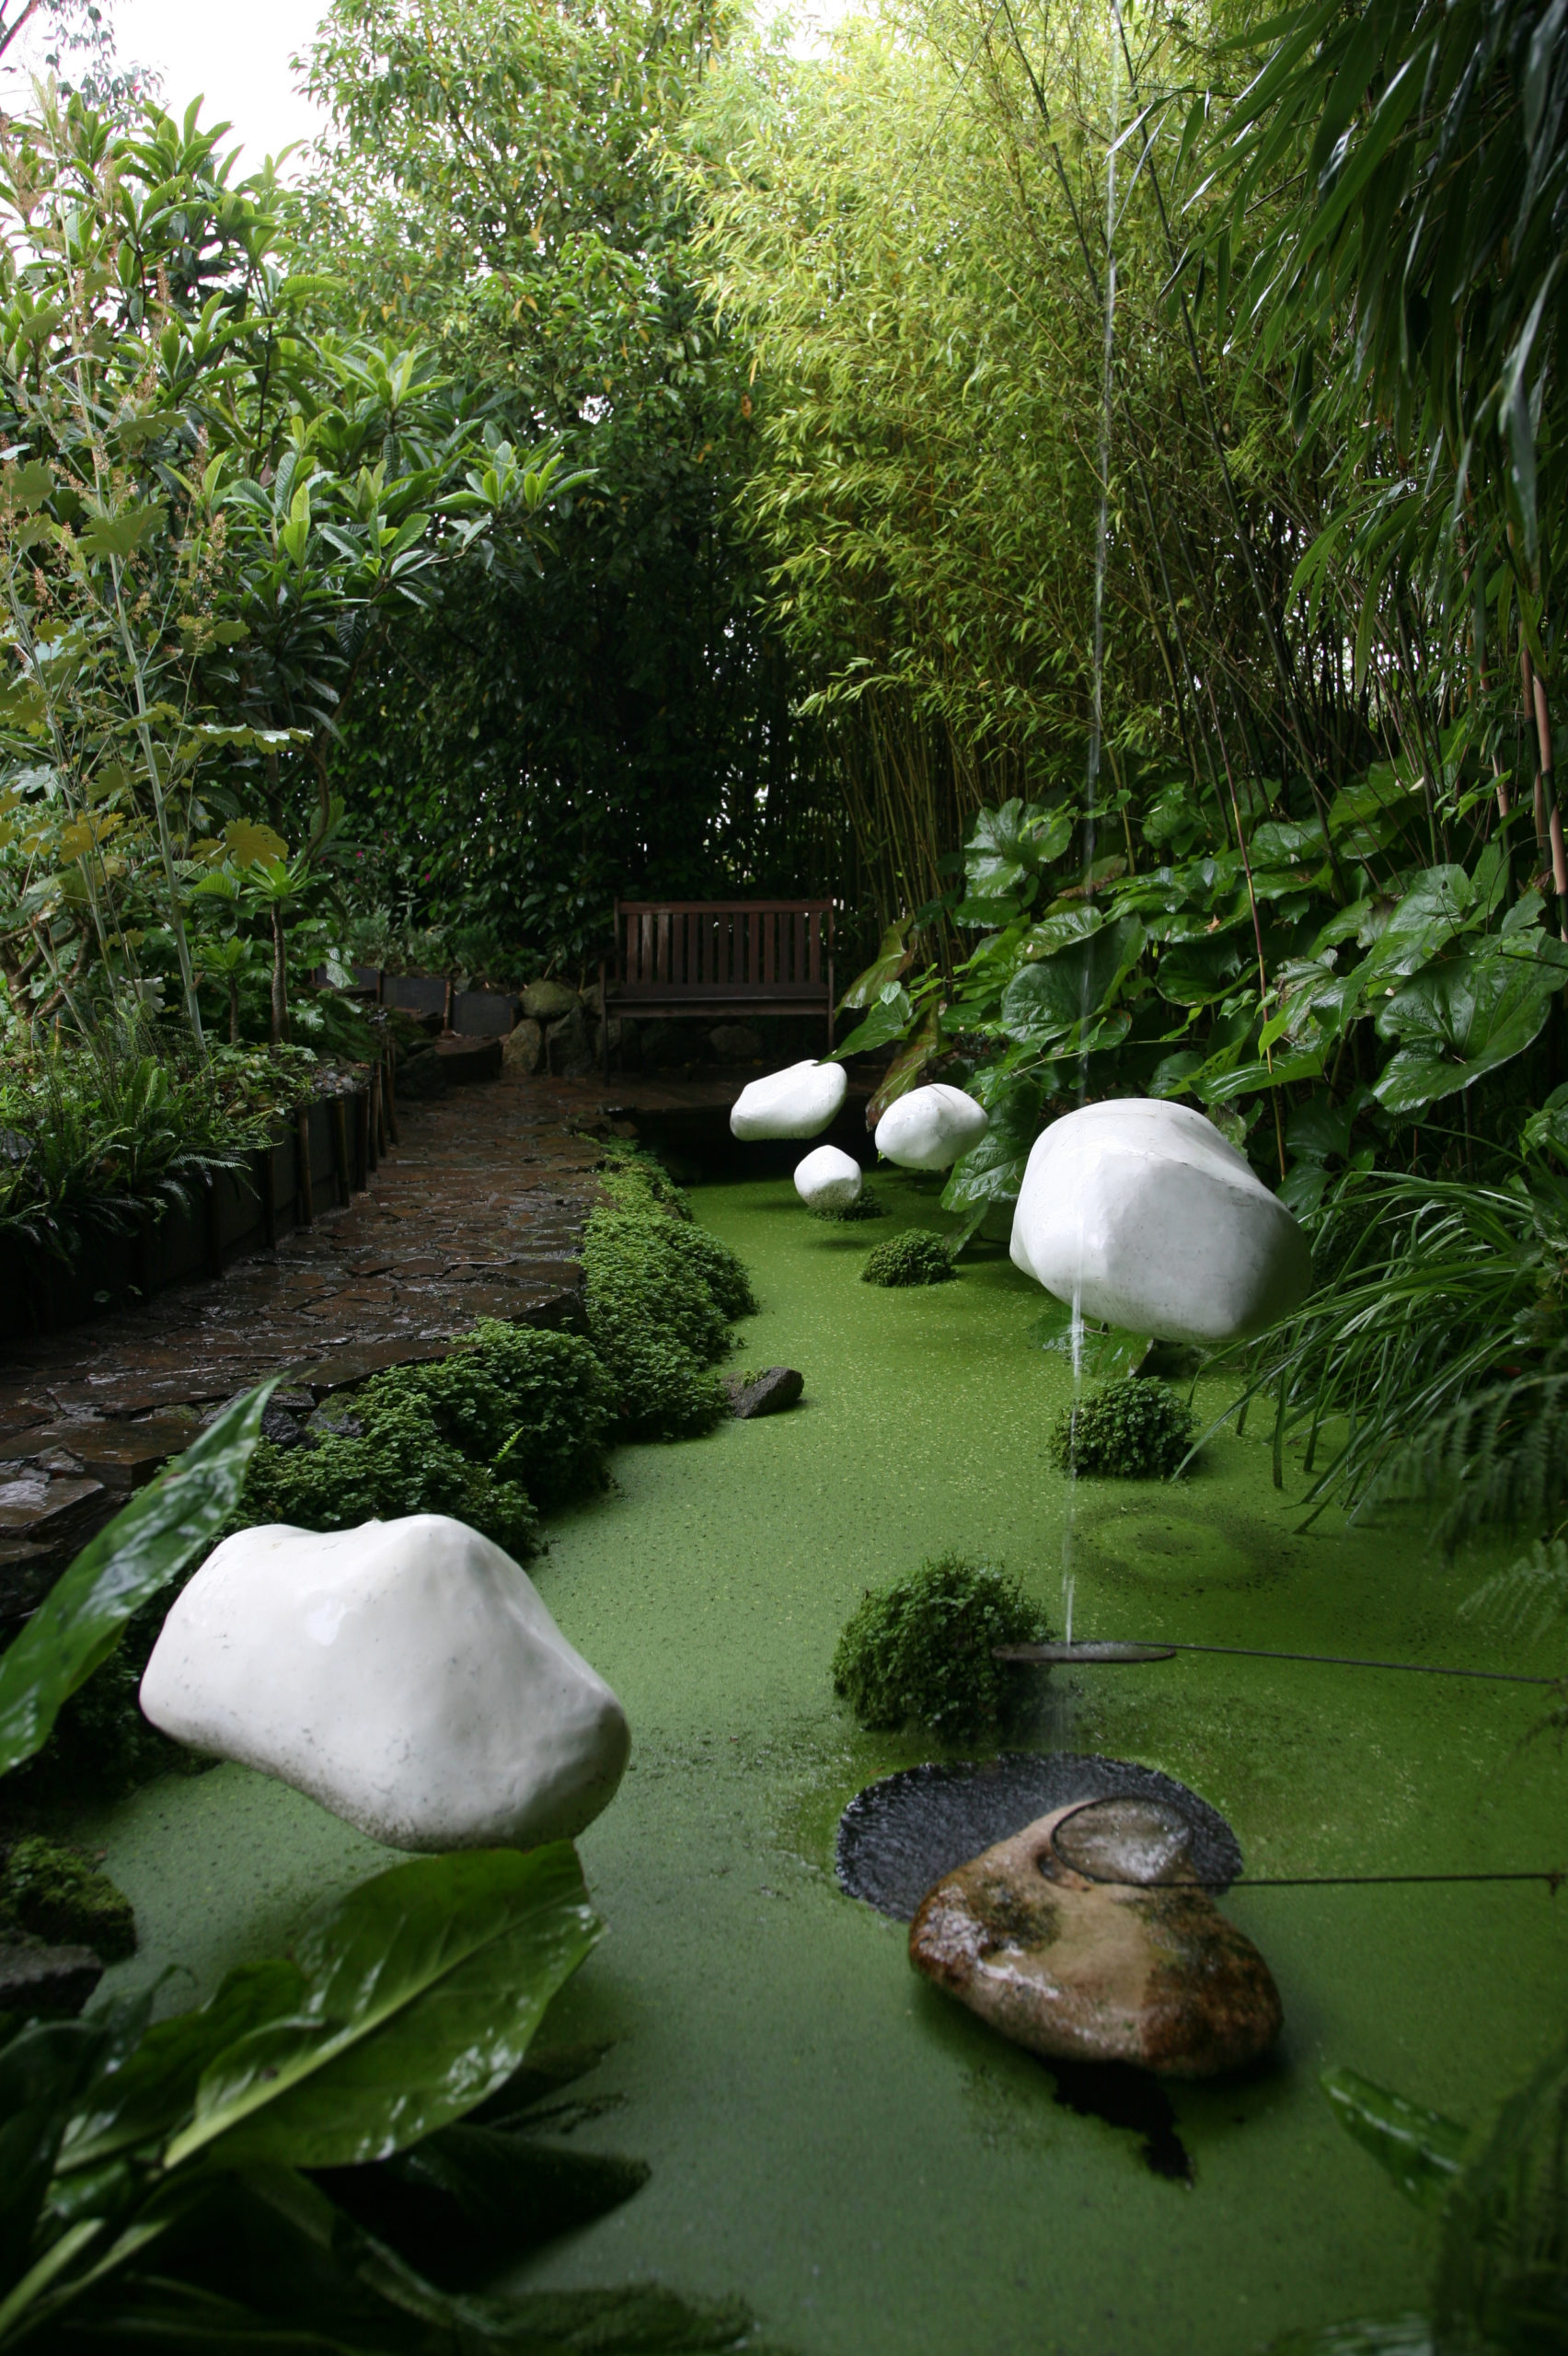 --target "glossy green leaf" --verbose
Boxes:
[1028,1298,1151,1377]
[837,919,914,1012]
[0,1380,277,1779]
[0,2016,122,2298]
[1155,930,1251,1007]
[167,1845,600,2171]
[1322,2067,1470,2212]
[963,799,1072,904]
[940,1076,1043,1213]
[1374,943,1567,1114]
[58,1963,306,2175]
[1000,916,1145,1043]
[834,987,914,1061]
